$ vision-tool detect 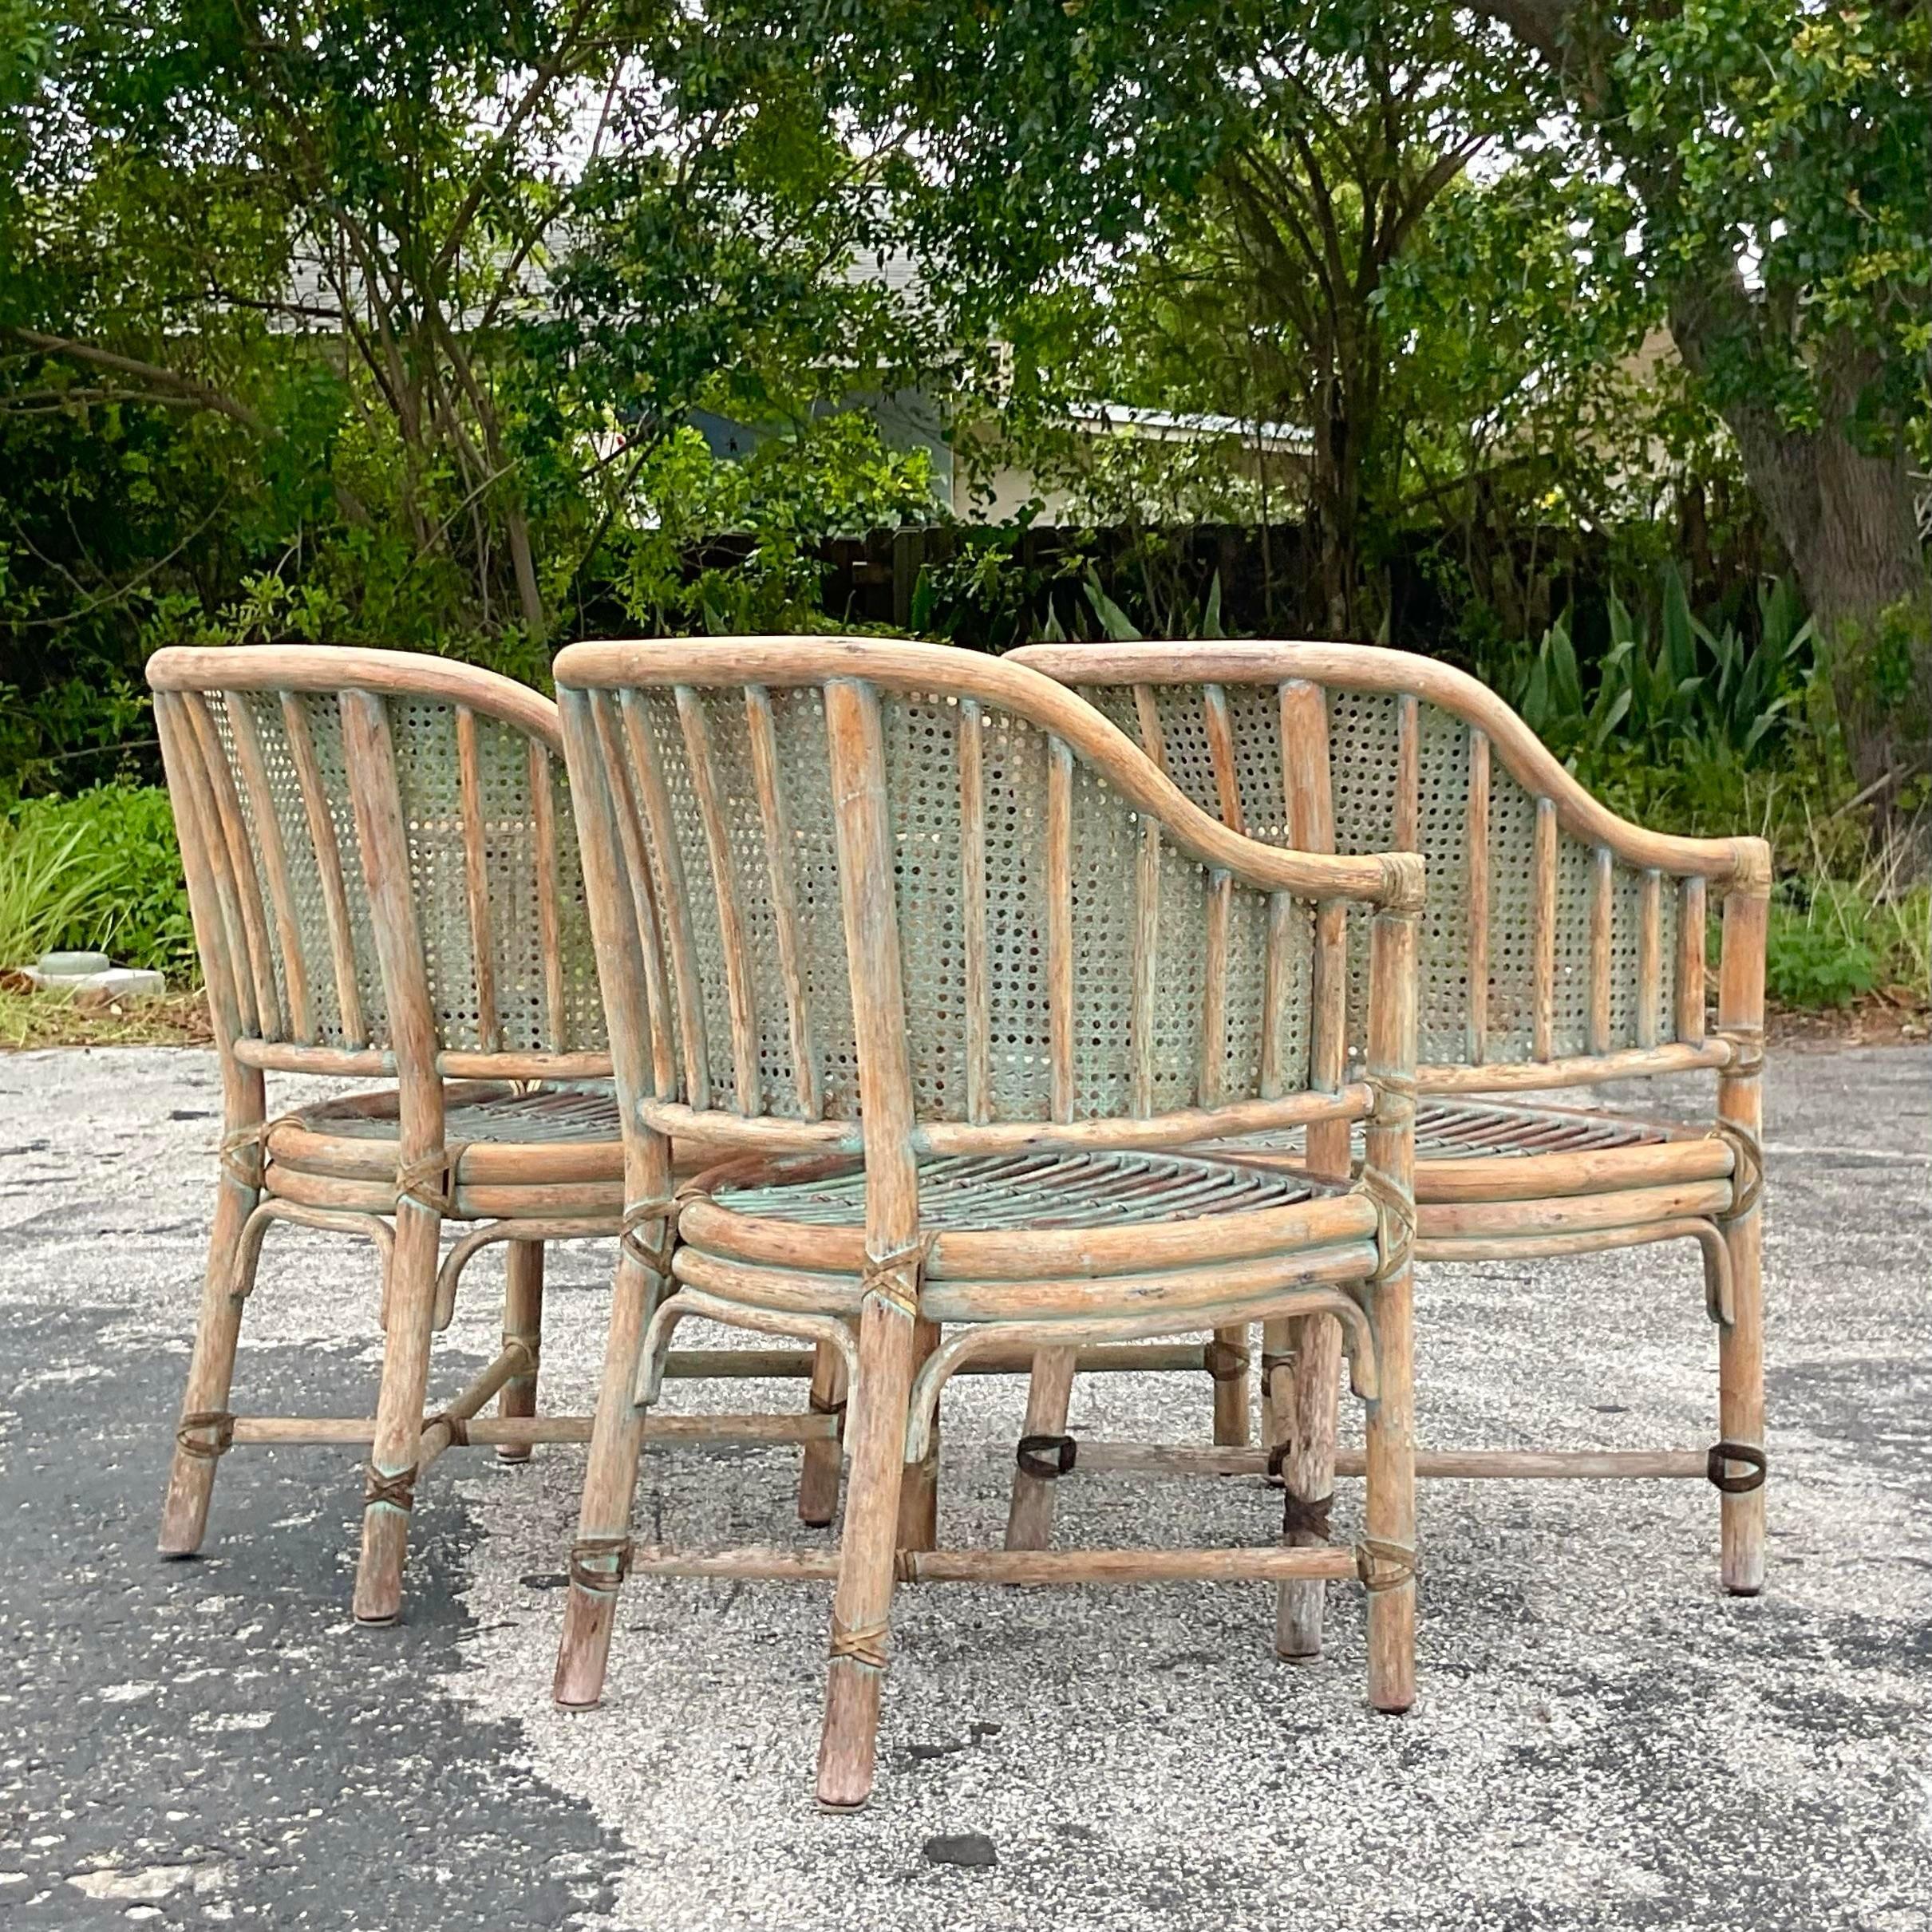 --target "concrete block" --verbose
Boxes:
[23,961,167,1000]
[35,950,112,977]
